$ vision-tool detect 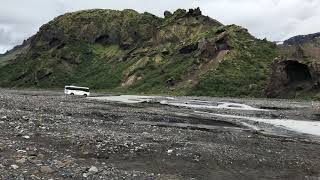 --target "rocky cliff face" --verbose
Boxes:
[266,36,320,98]
[265,58,318,98]
[0,8,277,97]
